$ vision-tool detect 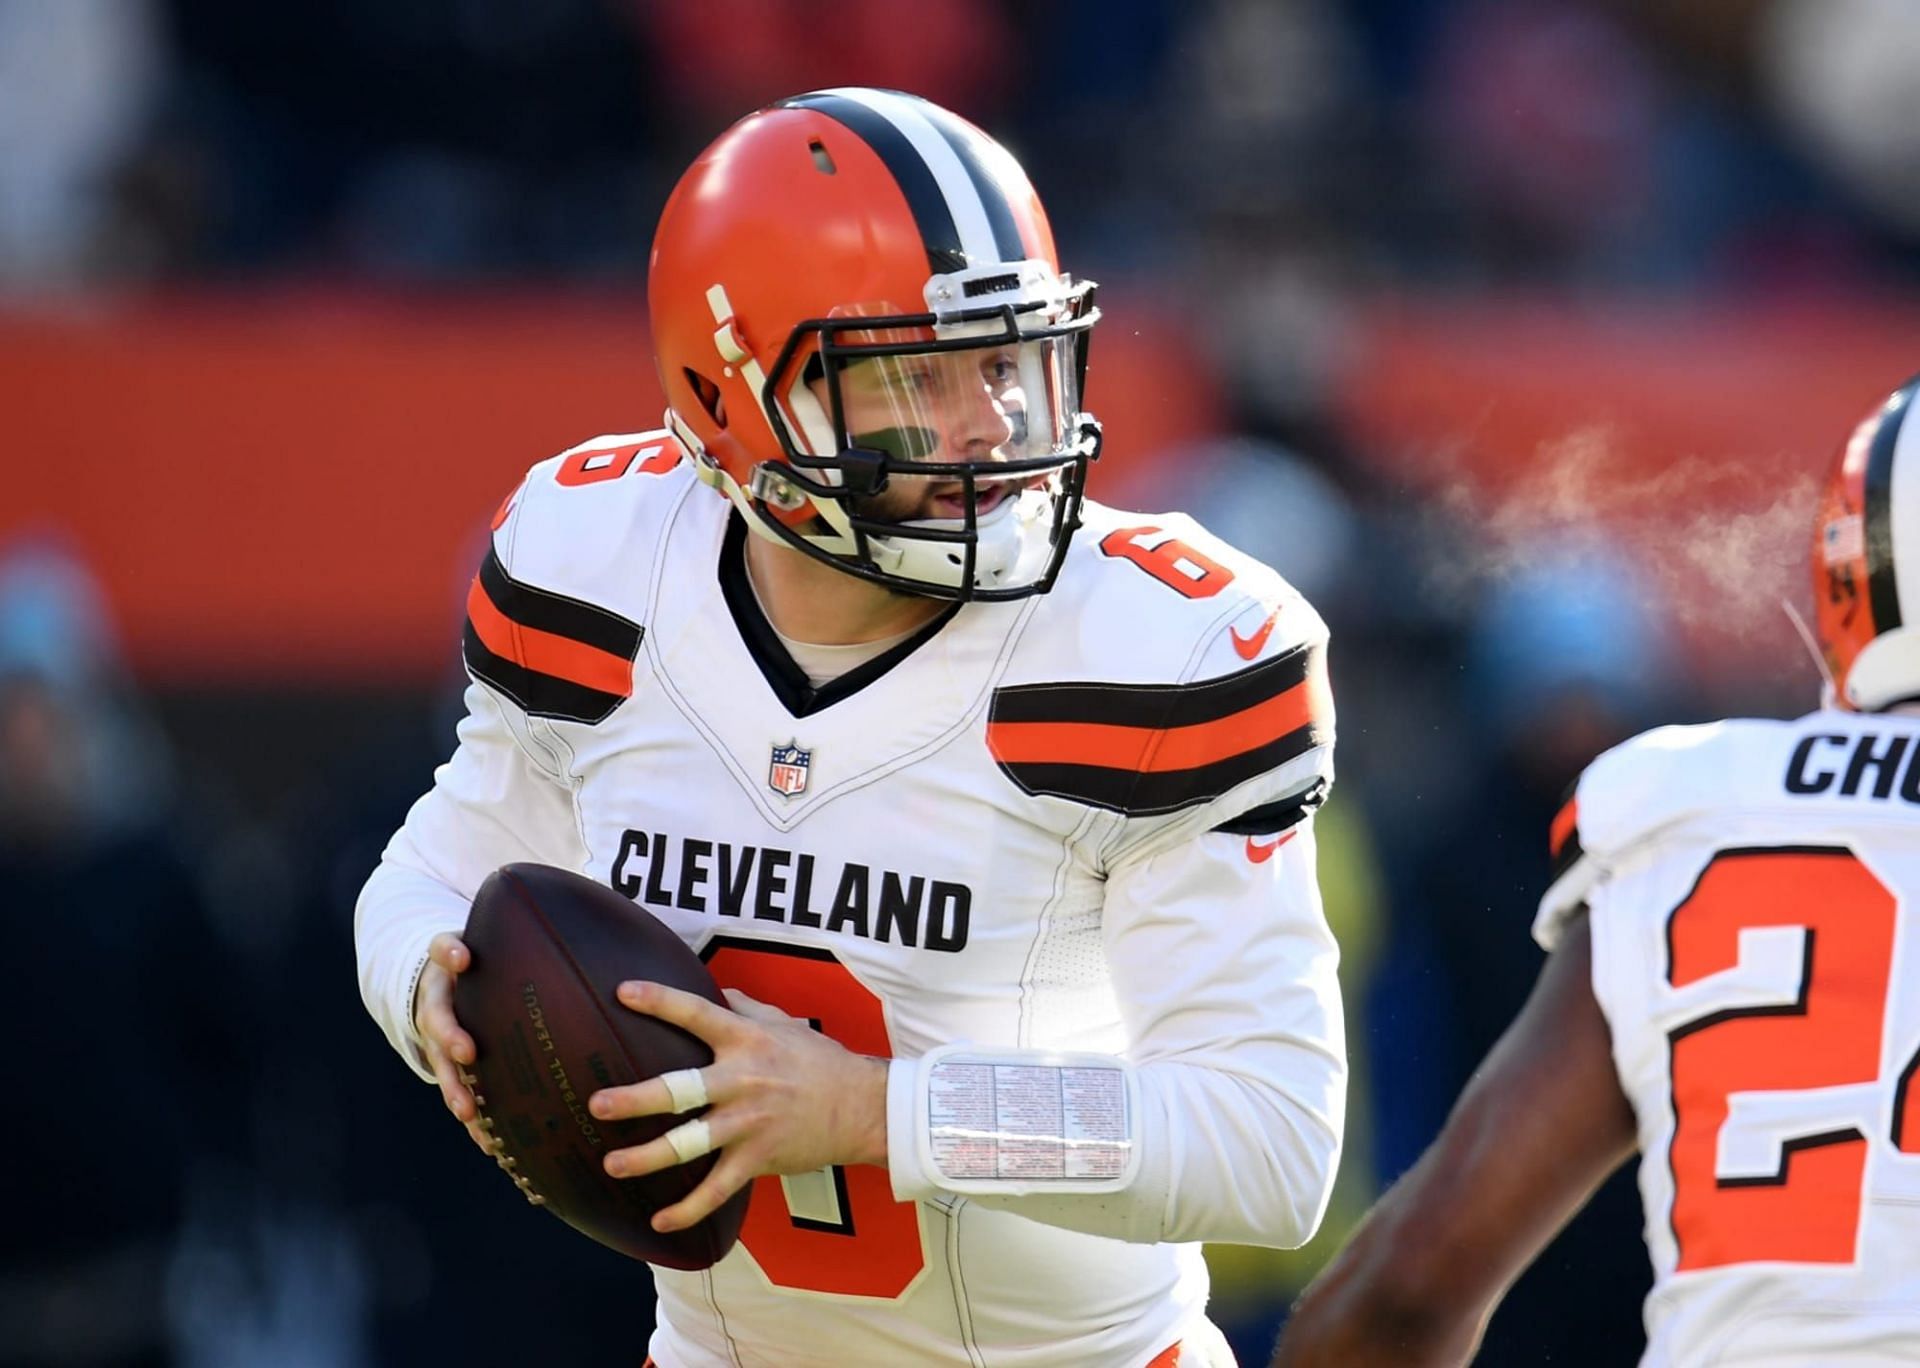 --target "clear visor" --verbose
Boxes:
[748,295,1101,600]
[816,335,1083,477]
